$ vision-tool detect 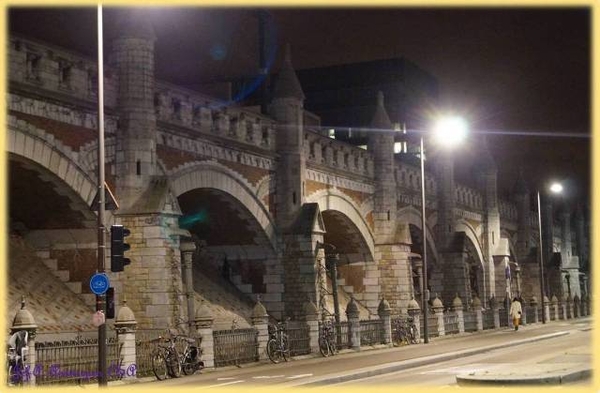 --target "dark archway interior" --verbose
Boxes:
[9,155,95,233]
[321,210,371,259]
